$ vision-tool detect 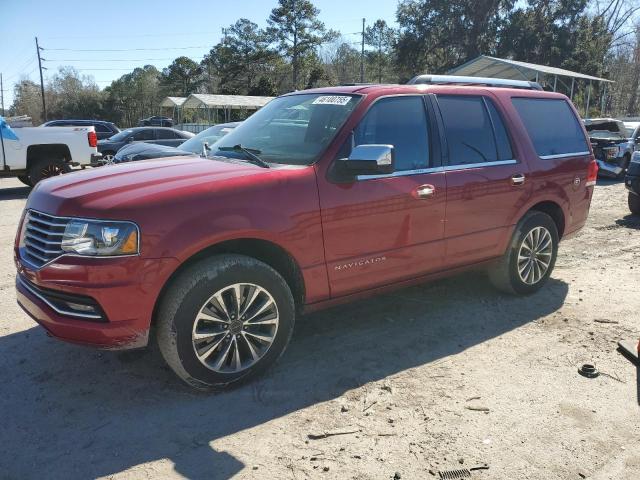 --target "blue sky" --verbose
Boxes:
[0,0,399,108]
